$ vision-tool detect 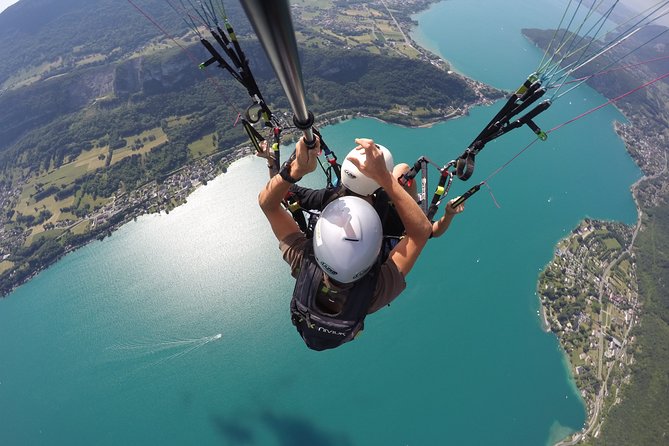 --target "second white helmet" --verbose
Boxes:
[341,144,394,196]
[313,196,383,284]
